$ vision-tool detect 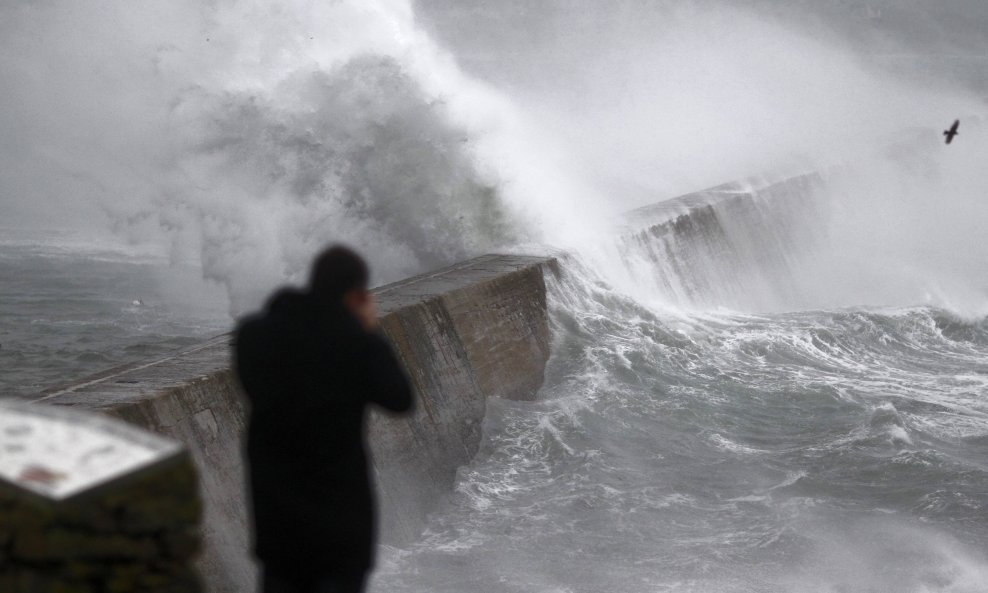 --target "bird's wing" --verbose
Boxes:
[950,119,960,133]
